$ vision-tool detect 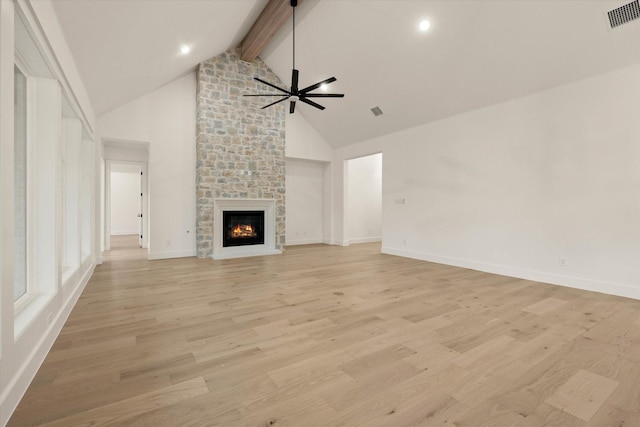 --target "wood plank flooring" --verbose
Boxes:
[8,238,640,426]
